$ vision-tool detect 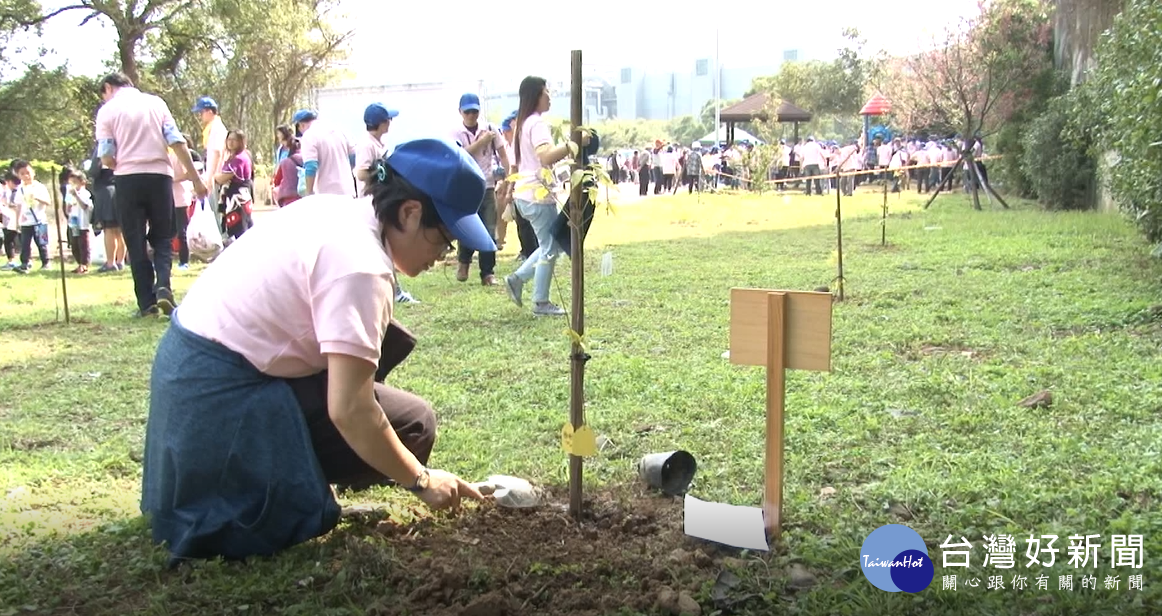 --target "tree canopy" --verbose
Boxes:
[0,0,351,165]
